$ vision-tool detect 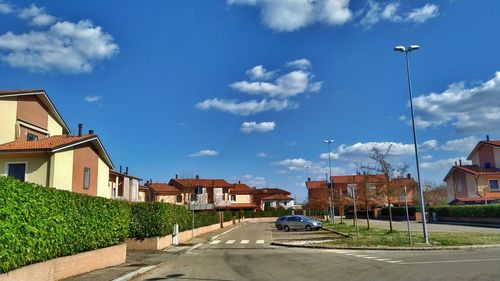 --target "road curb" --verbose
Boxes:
[270,241,500,251]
